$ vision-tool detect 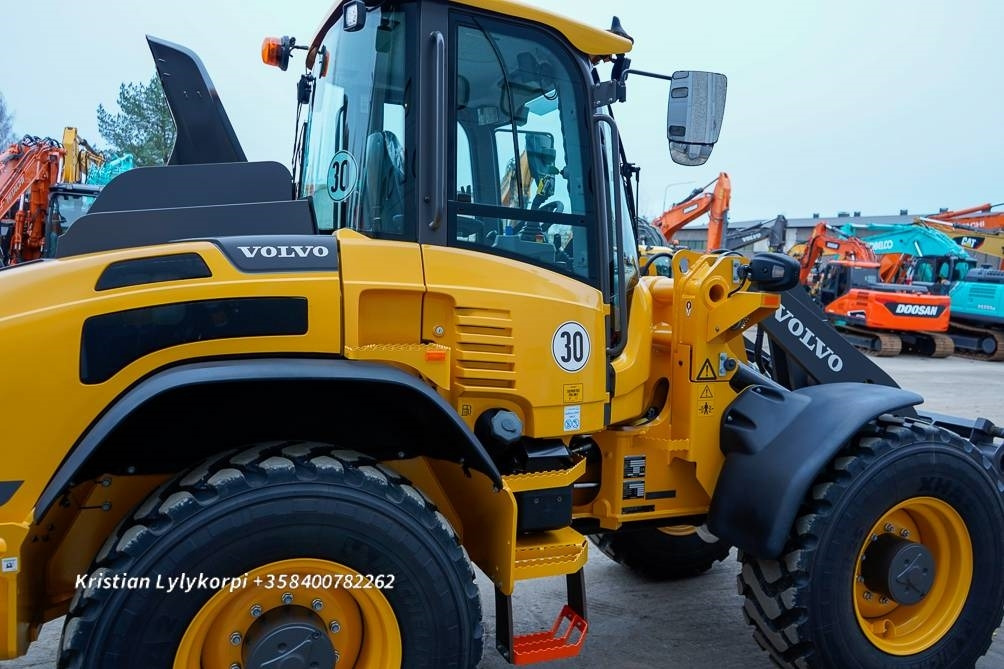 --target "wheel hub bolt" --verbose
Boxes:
[883,523,894,532]
[879,596,889,605]
[312,598,324,611]
[230,632,242,646]
[230,664,241,669]
[900,529,910,538]
[250,604,262,618]
[281,592,293,605]
[863,591,873,600]
[329,620,341,633]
